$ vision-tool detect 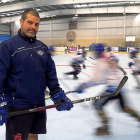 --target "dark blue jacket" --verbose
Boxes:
[0,30,60,108]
